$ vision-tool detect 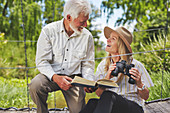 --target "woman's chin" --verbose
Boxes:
[105,48,110,53]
